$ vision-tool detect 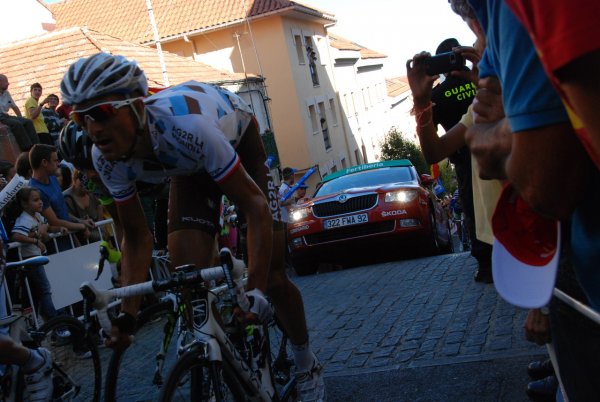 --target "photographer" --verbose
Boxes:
[407,37,497,283]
